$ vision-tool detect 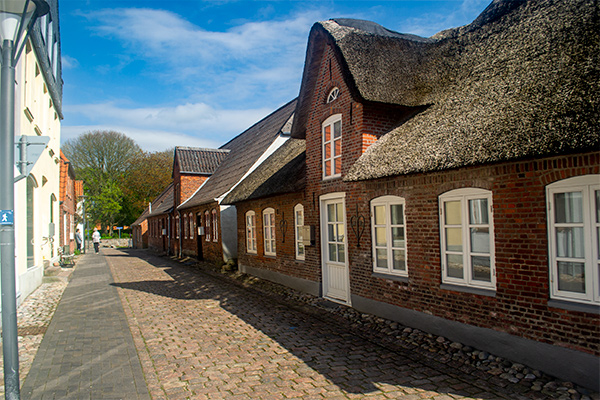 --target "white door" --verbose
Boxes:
[320,194,350,303]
